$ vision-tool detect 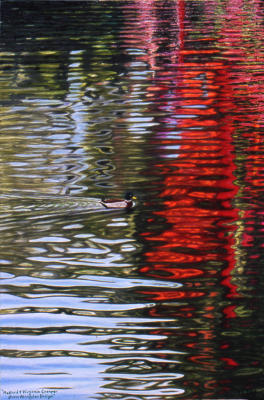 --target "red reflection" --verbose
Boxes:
[223,305,237,319]
[220,357,239,367]
[121,1,263,301]
[139,59,240,298]
[137,289,206,301]
[120,0,264,396]
[121,0,239,316]
[140,266,204,279]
